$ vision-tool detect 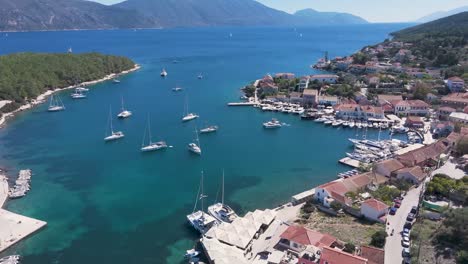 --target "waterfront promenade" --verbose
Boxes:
[0,173,47,253]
